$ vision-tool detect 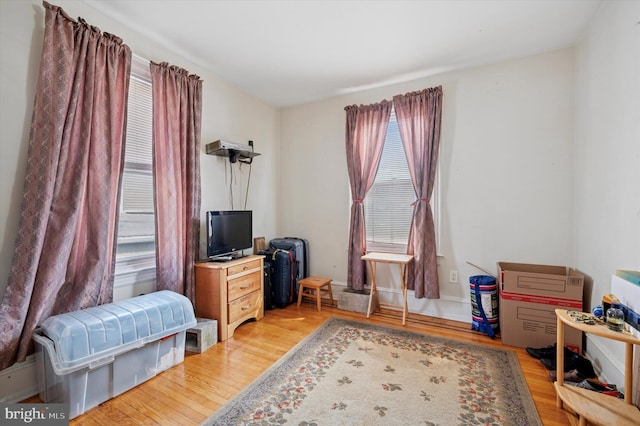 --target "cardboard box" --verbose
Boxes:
[498,262,584,353]
[498,262,584,300]
[498,288,583,352]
